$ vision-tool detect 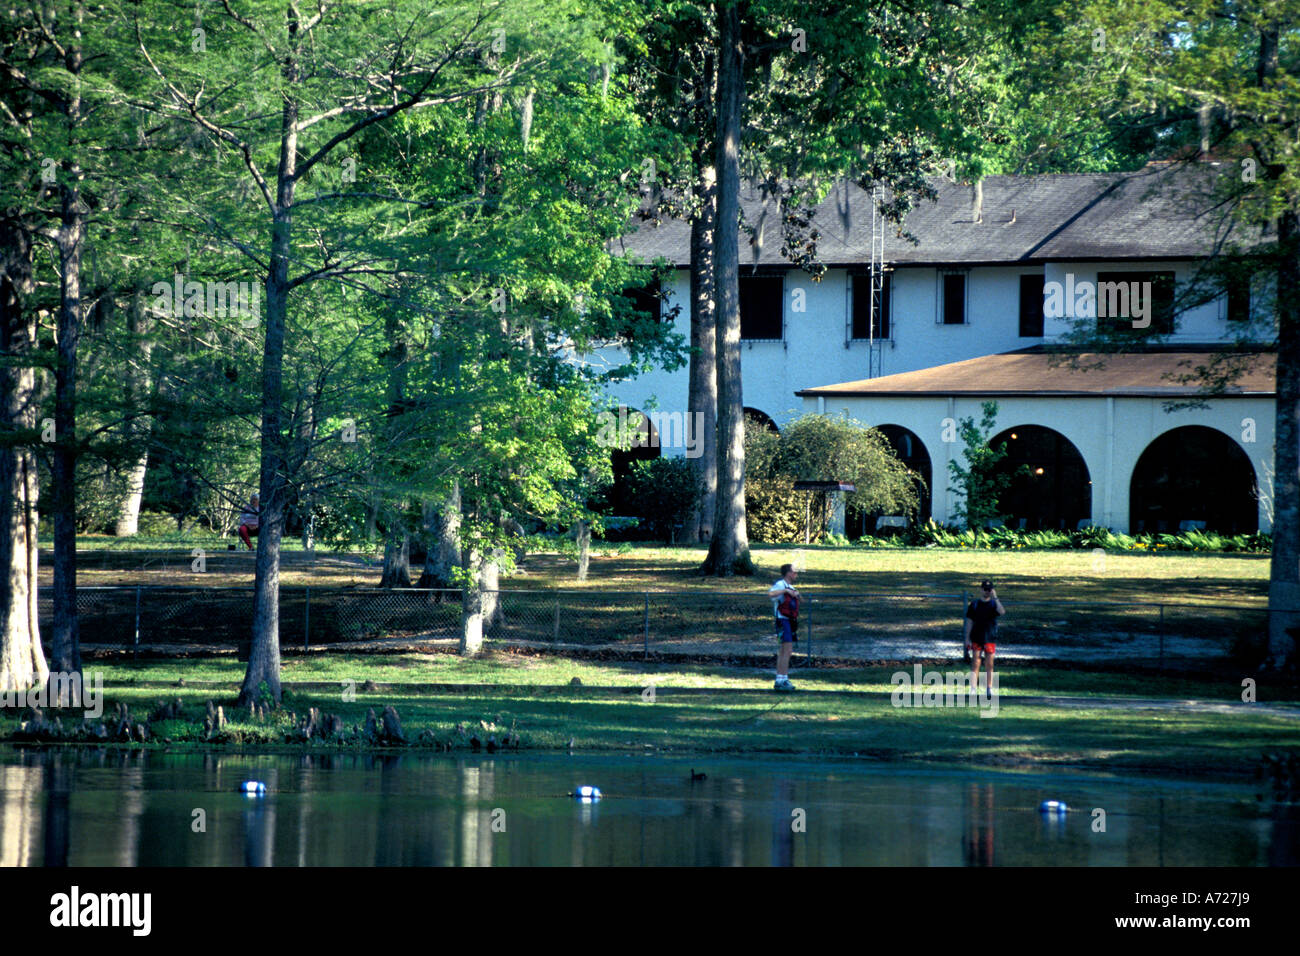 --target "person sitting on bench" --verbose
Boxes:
[238,493,260,550]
